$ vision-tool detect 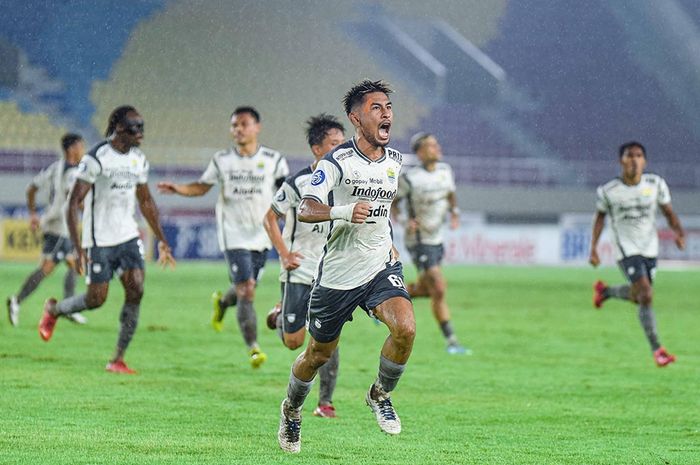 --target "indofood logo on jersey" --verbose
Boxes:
[311,170,325,186]
[386,167,396,183]
[350,185,396,201]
